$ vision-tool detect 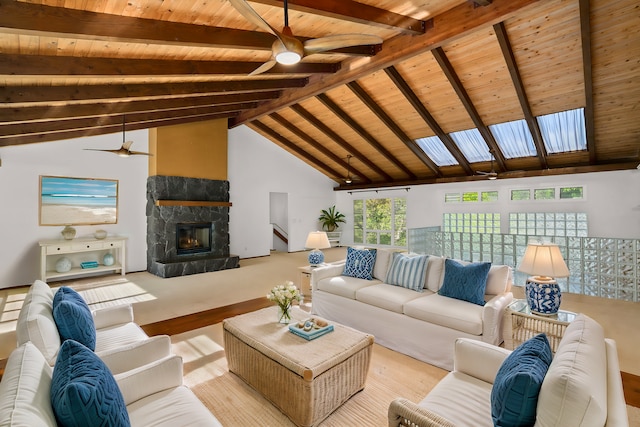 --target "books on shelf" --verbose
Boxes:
[80,261,99,269]
[289,322,334,341]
